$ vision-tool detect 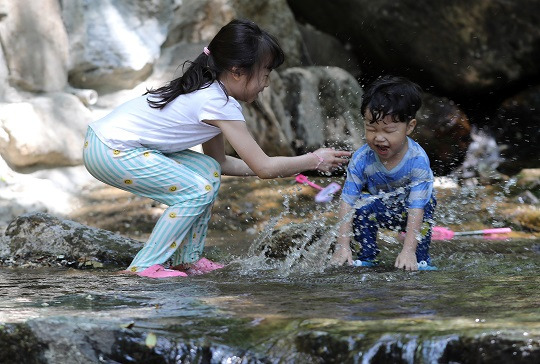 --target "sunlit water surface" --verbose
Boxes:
[1,235,538,334]
[1,179,539,361]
